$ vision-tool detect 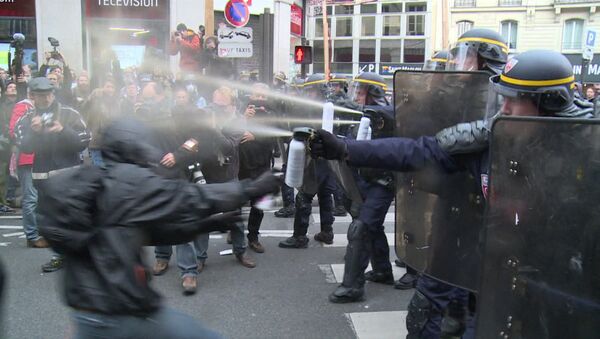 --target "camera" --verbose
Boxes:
[48,37,60,48]
[10,33,25,49]
[198,25,205,35]
[41,112,54,128]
